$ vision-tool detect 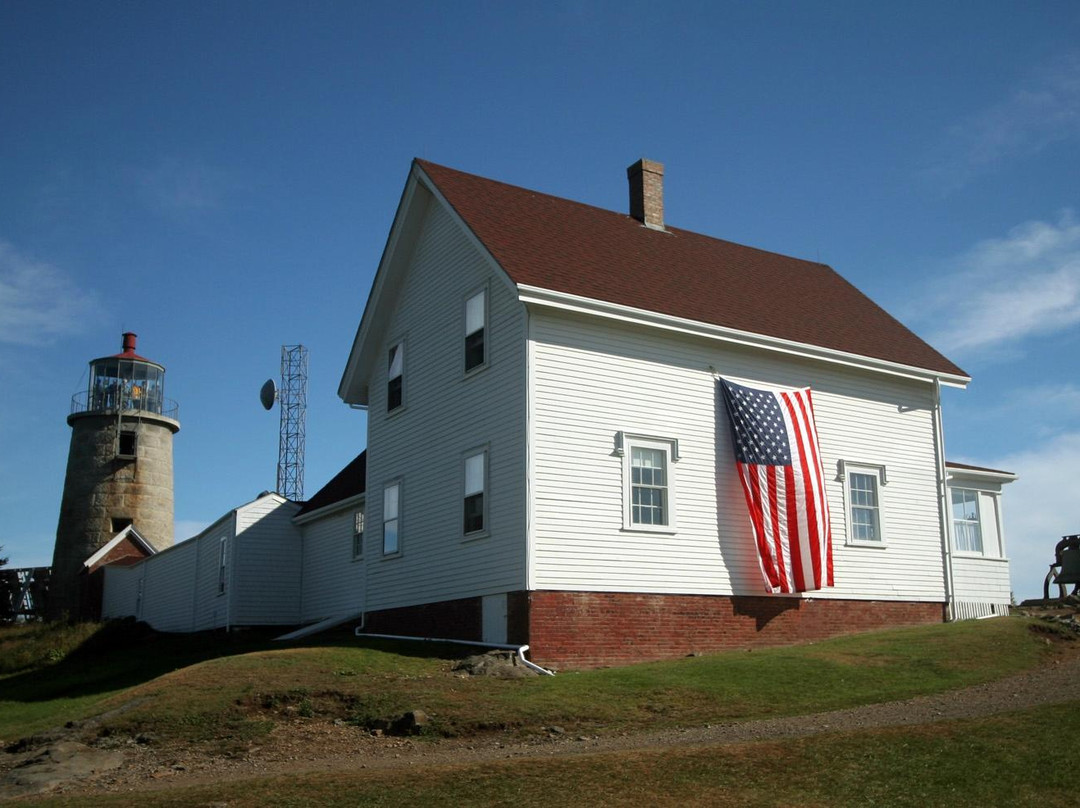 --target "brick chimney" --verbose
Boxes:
[627,158,664,230]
